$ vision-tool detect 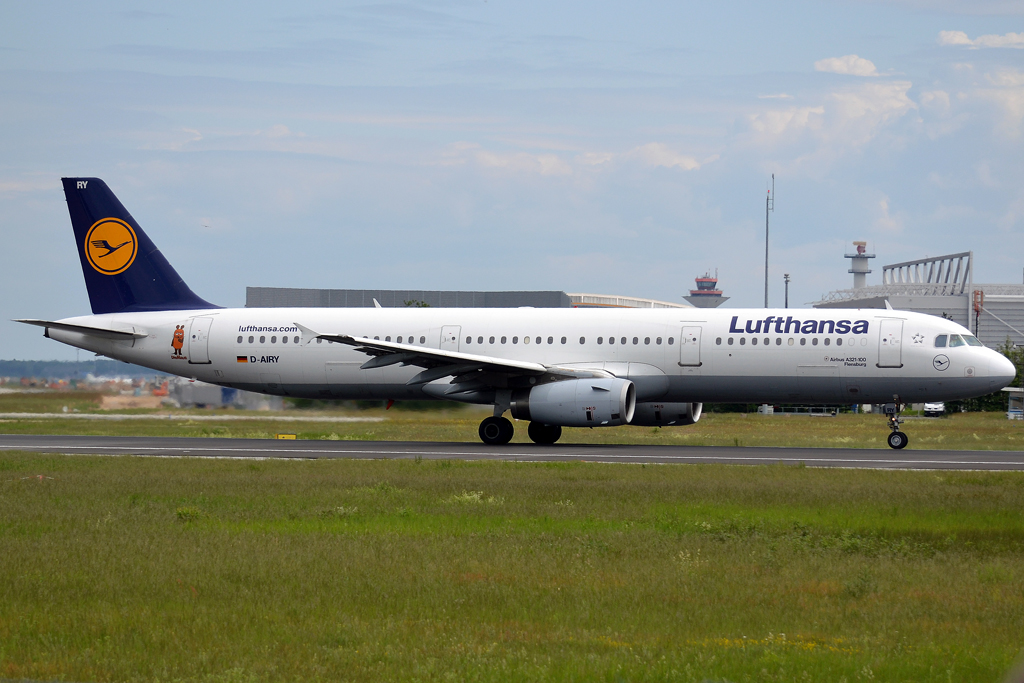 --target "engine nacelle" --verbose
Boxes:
[510,378,636,427]
[630,402,703,426]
